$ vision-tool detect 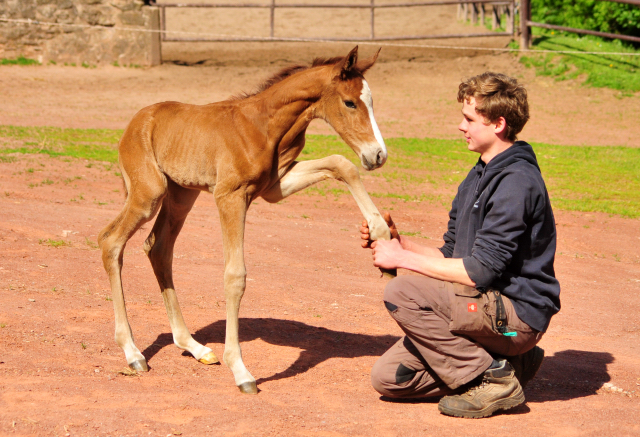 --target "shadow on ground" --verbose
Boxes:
[142,325,612,405]
[526,349,613,402]
[142,317,400,384]
[379,348,613,409]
